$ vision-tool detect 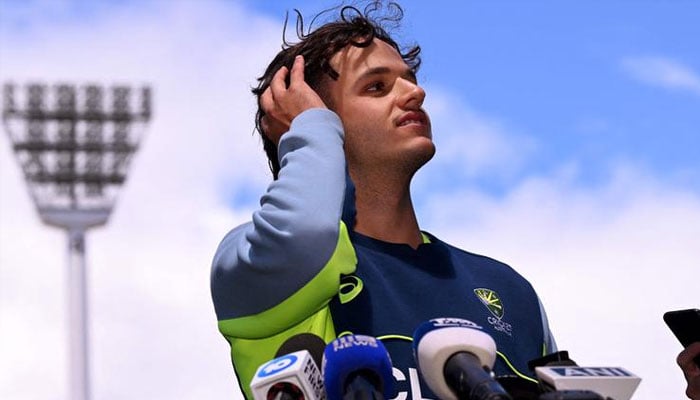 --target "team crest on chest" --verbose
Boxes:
[474,288,513,336]
[474,288,504,318]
